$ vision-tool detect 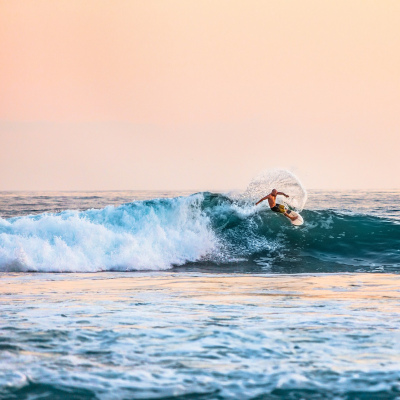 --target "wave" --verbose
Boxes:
[0,192,399,273]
